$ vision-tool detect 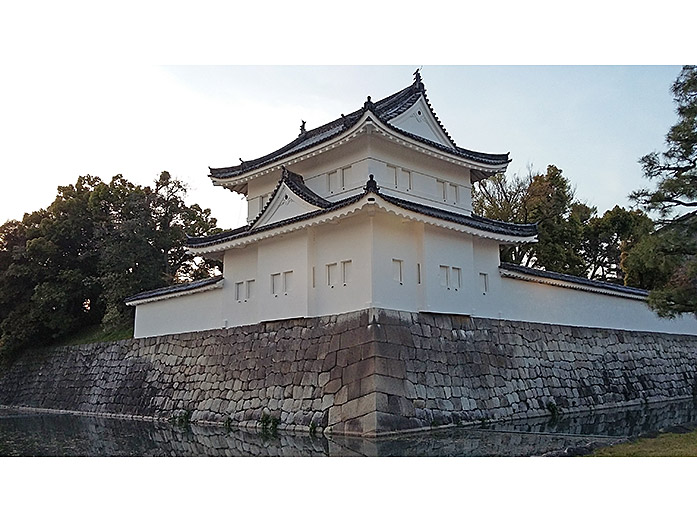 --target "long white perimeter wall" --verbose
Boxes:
[133,213,697,337]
